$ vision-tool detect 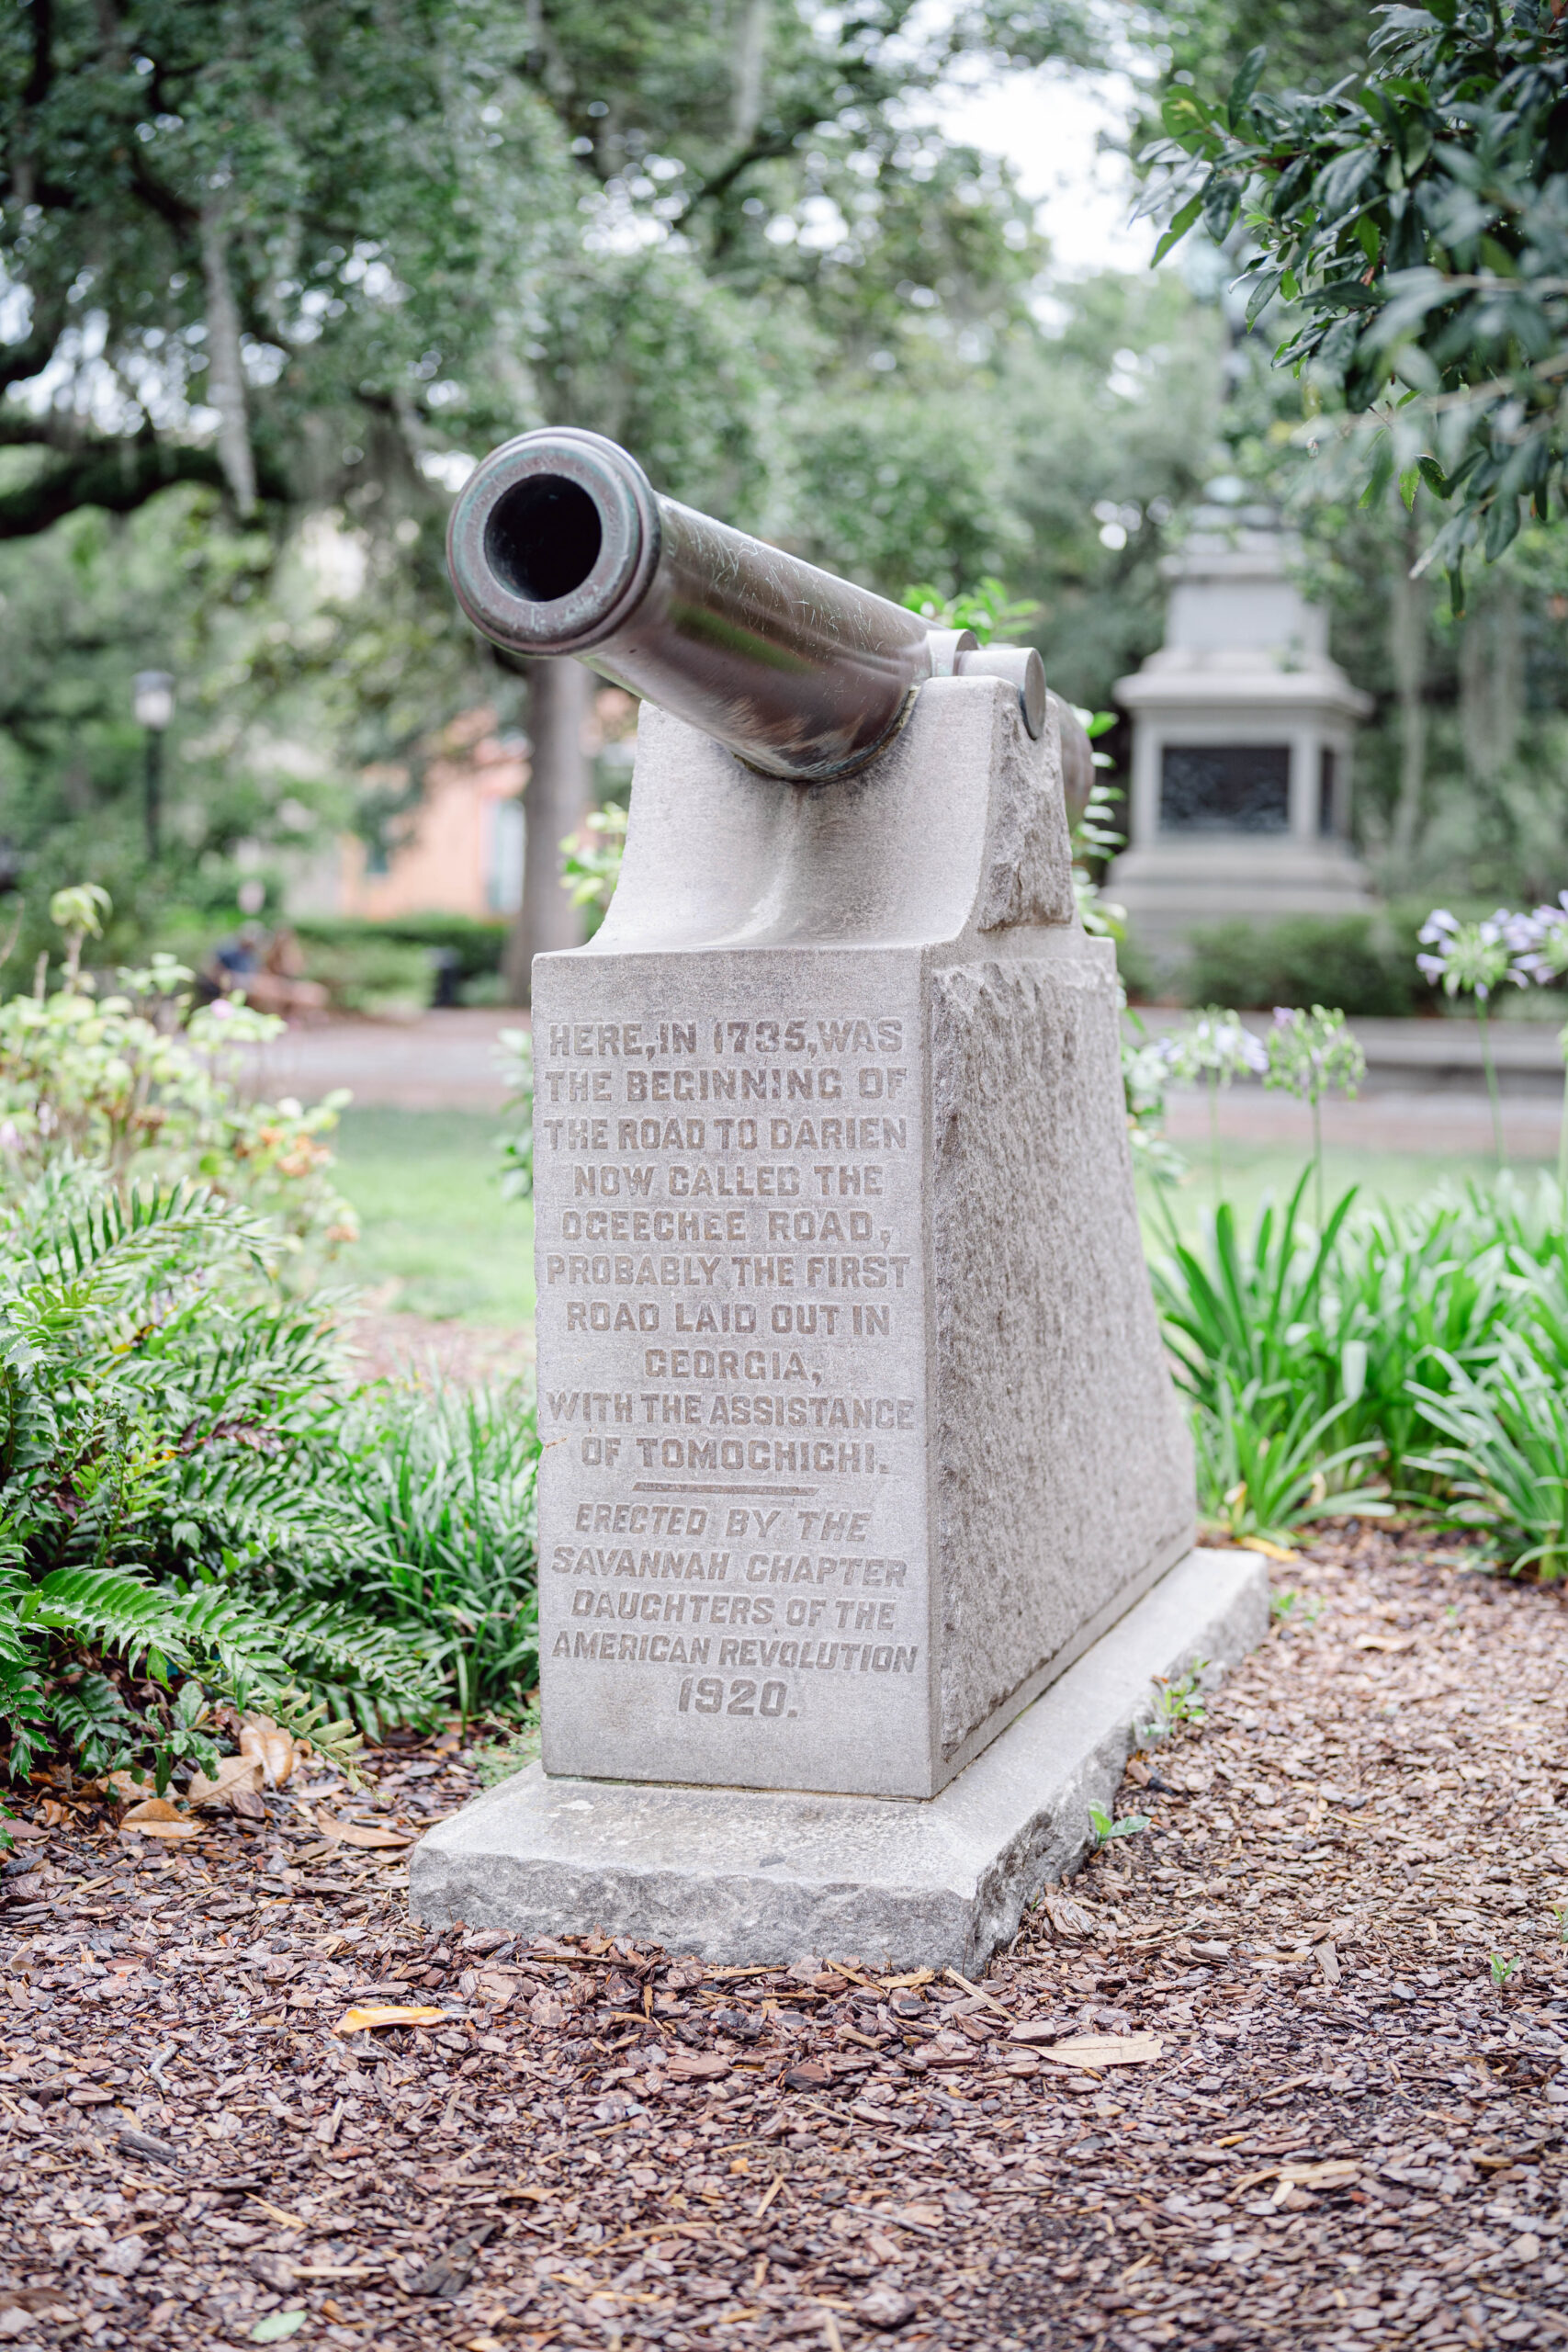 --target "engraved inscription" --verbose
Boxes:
[533,962,928,1787]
